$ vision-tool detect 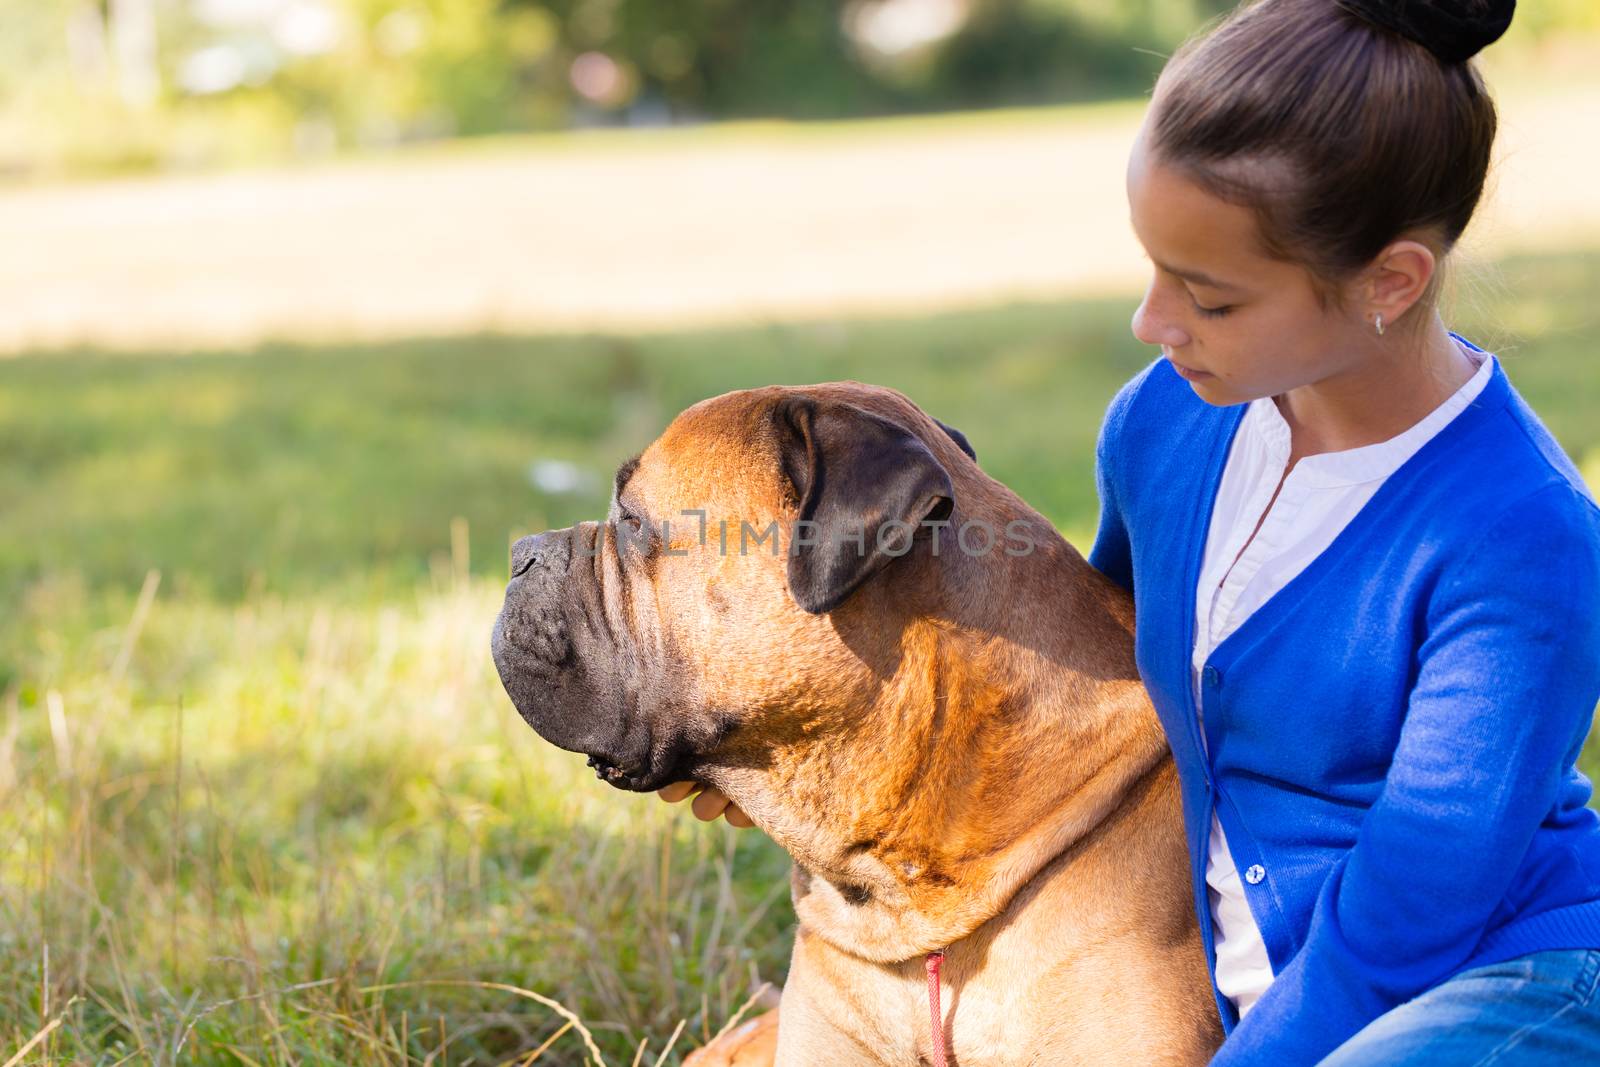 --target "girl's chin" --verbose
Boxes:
[1183,377,1243,407]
